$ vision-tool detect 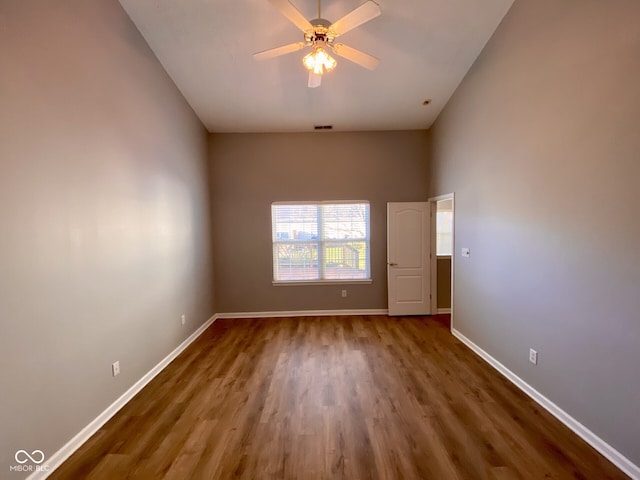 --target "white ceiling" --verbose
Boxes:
[119,0,514,133]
